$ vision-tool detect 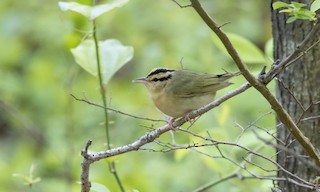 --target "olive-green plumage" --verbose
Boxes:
[133,68,239,118]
